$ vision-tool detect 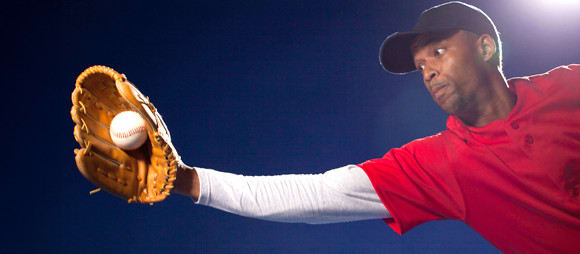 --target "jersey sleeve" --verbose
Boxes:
[358,133,466,235]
